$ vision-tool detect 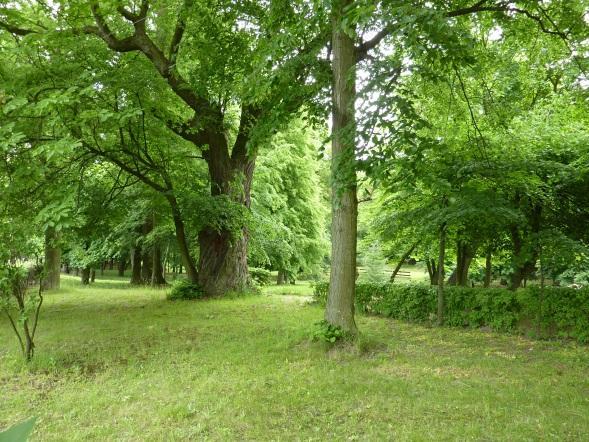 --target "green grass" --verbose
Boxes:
[1,274,588,440]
